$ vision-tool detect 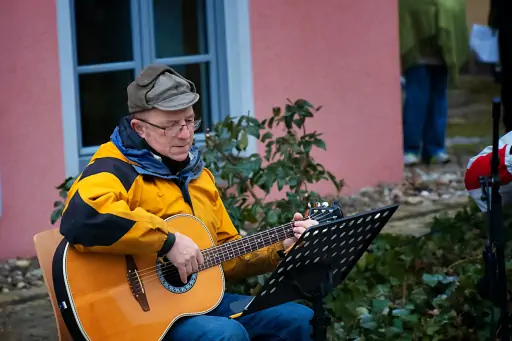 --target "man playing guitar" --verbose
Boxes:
[59,64,318,340]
